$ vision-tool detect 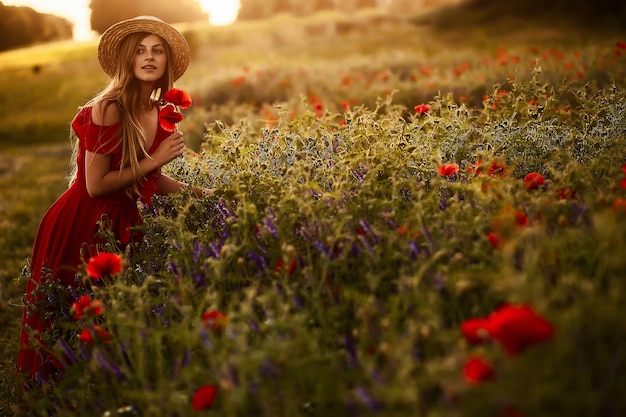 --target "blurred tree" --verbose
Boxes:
[238,0,383,20]
[89,0,207,34]
[387,0,464,15]
[0,2,72,51]
[464,0,626,23]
